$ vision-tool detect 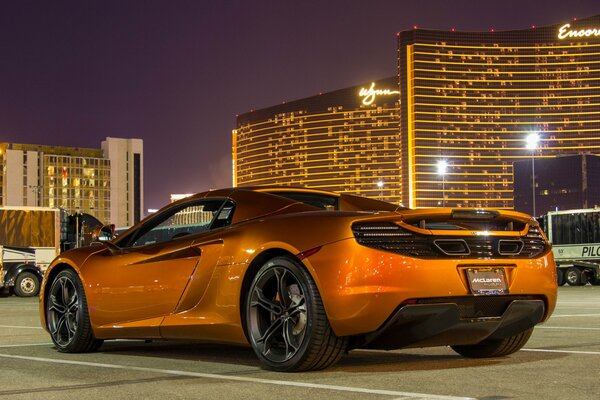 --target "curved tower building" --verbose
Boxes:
[234,15,600,211]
